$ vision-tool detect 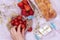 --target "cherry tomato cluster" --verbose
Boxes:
[10,15,32,32]
[18,0,34,16]
[11,15,26,29]
[10,0,34,32]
